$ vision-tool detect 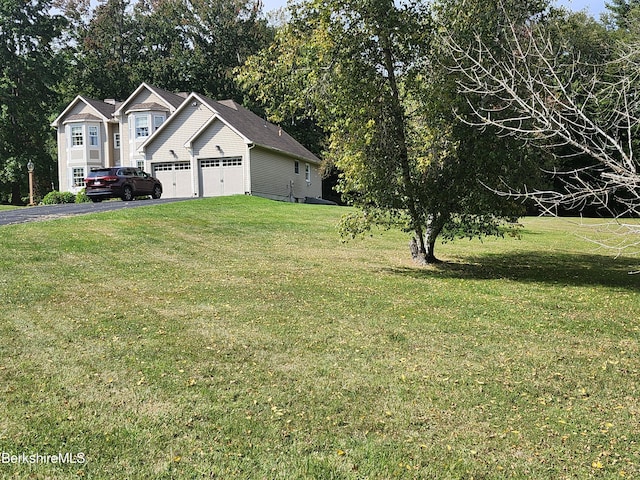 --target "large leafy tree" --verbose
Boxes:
[65,0,138,100]
[0,0,66,203]
[63,0,272,102]
[240,0,544,263]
